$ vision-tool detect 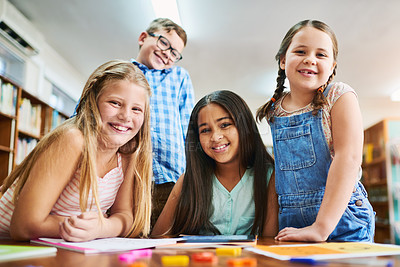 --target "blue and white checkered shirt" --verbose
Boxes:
[132,60,195,185]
